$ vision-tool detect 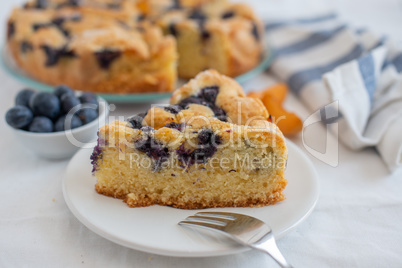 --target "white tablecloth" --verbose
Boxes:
[1,1,402,267]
